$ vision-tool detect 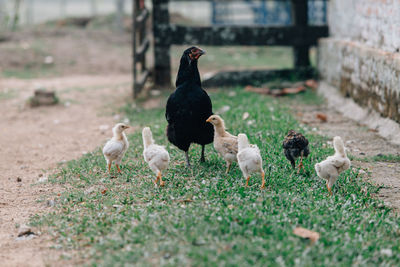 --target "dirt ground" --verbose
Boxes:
[0,74,132,266]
